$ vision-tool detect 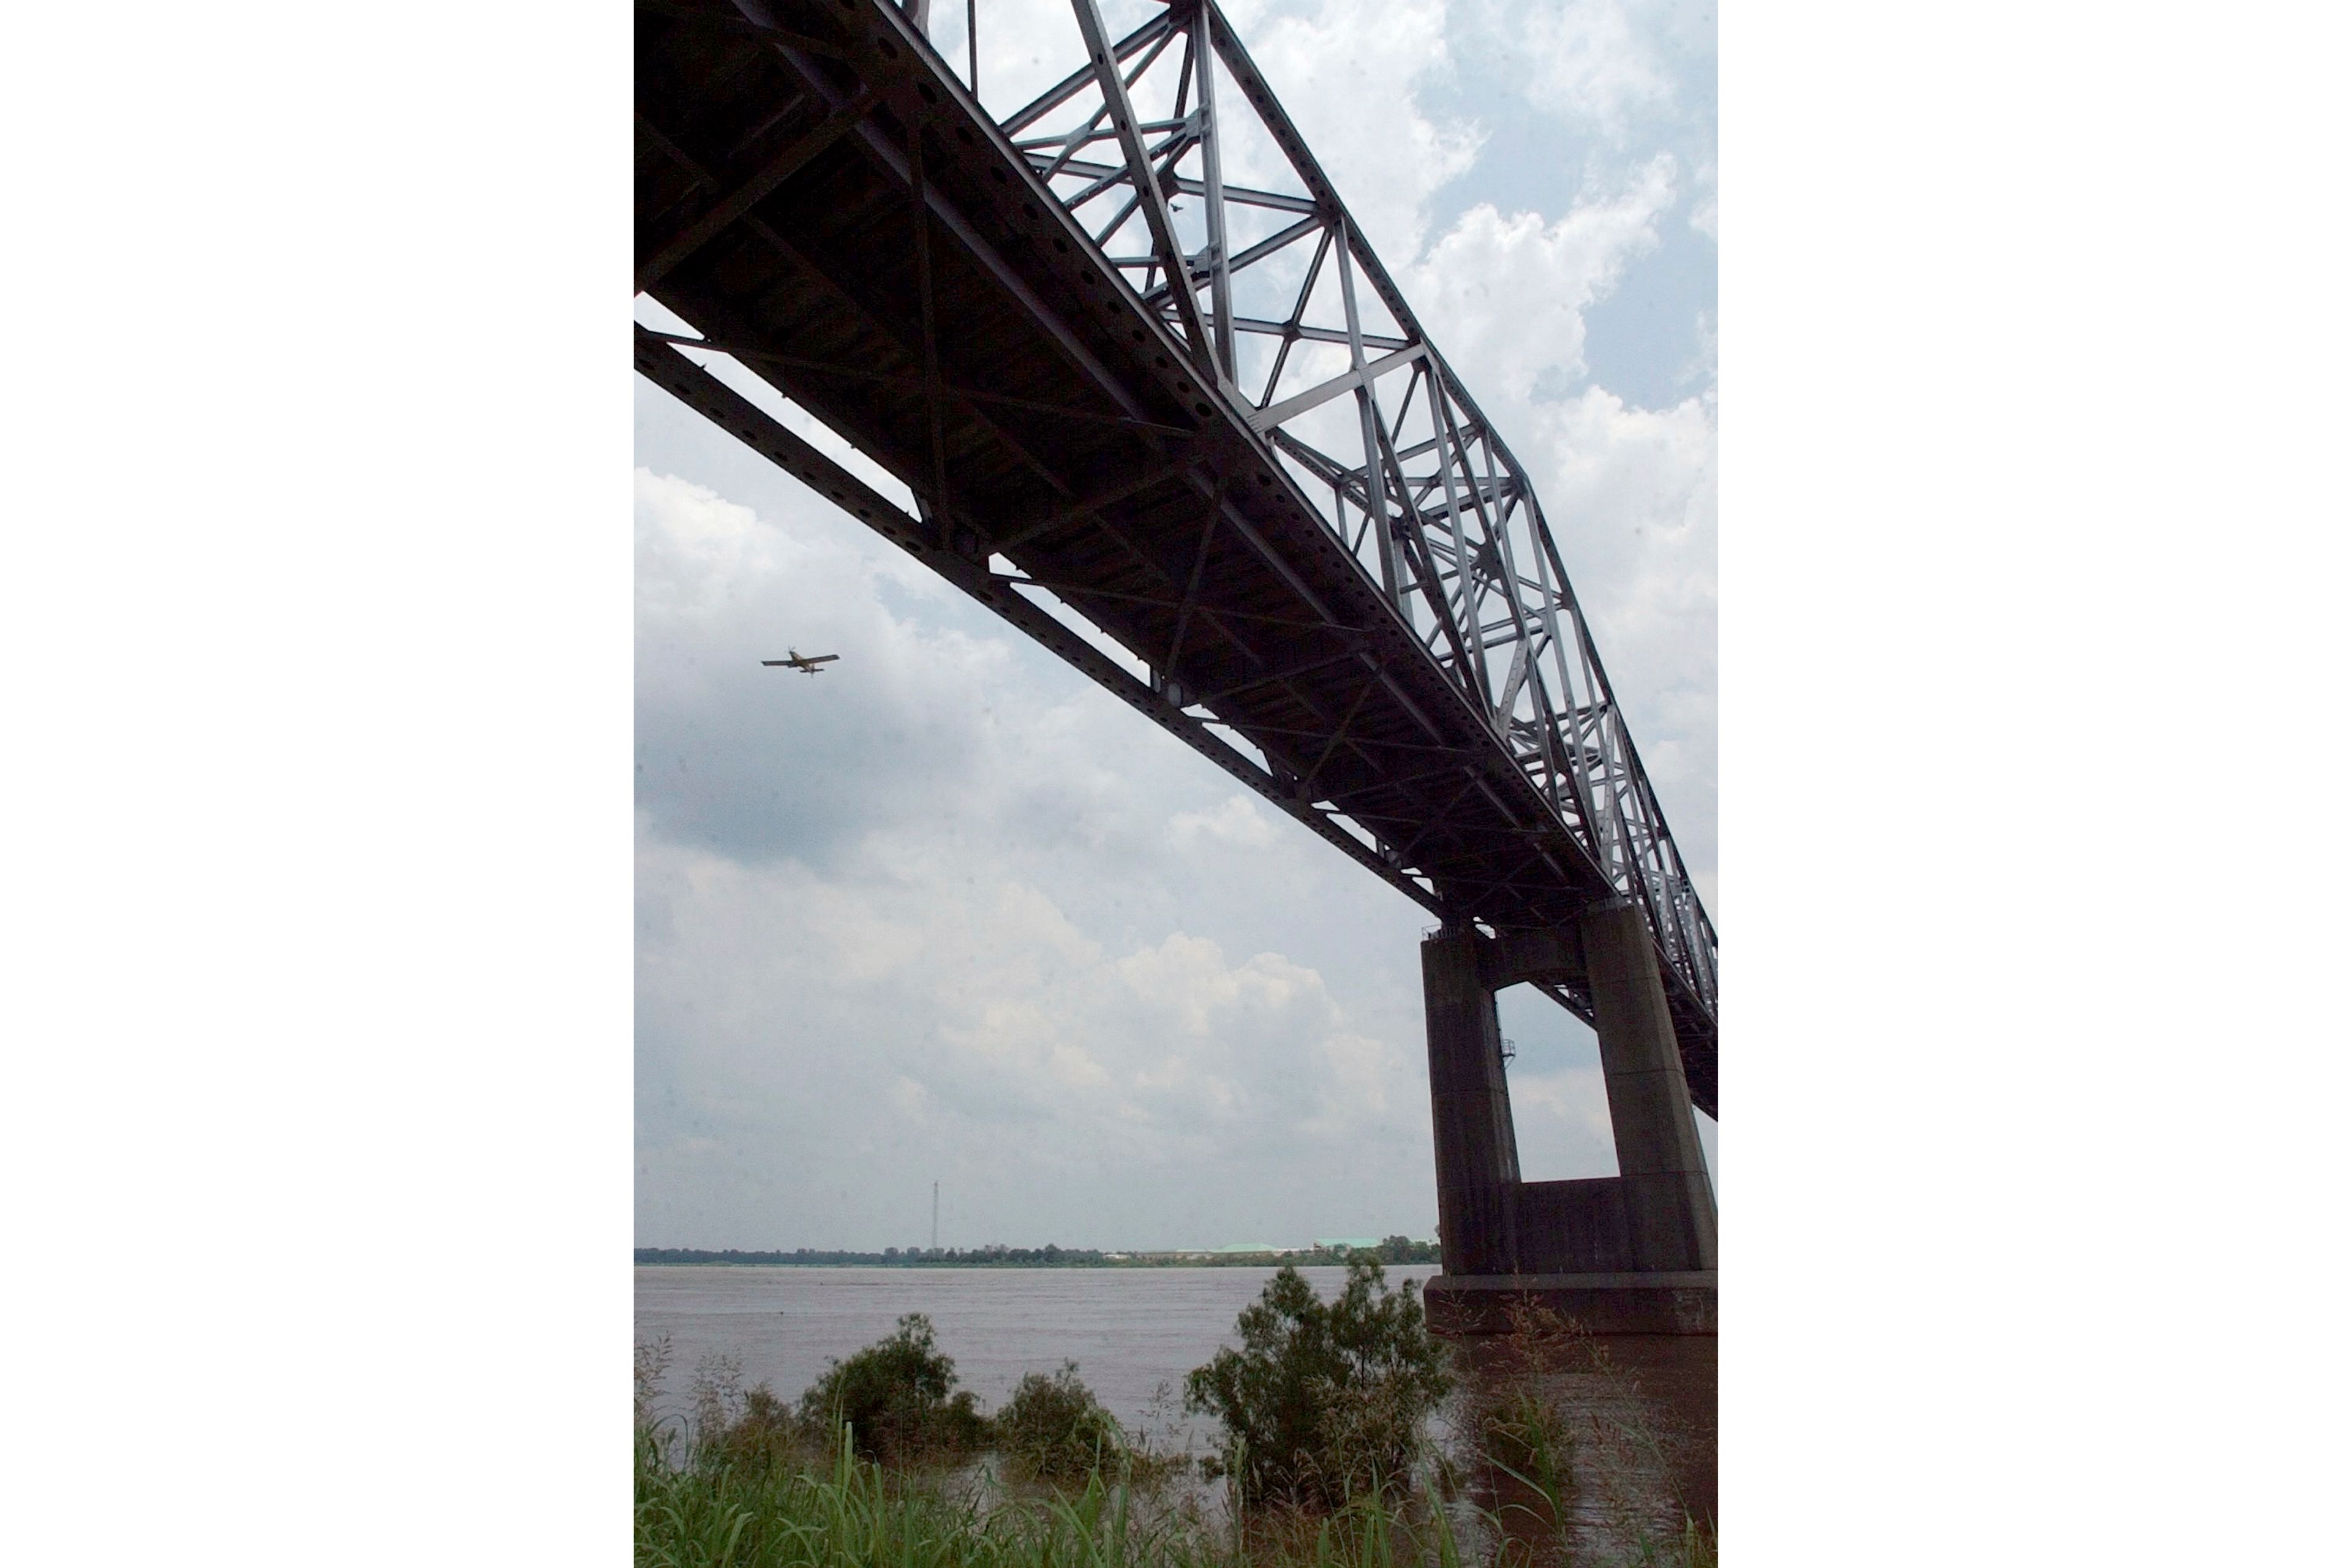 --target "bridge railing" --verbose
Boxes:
[997,0,1715,1019]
